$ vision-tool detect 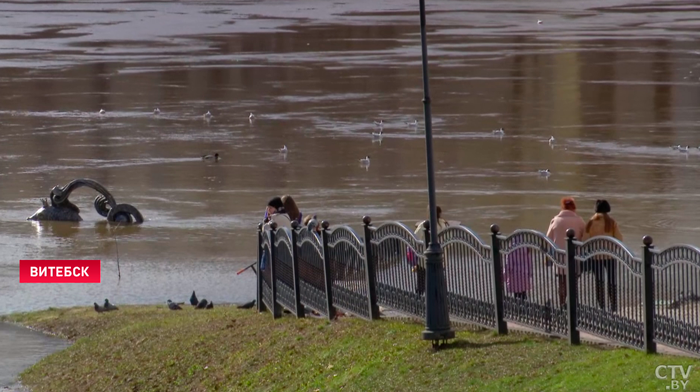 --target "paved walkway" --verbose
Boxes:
[376,307,694,358]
